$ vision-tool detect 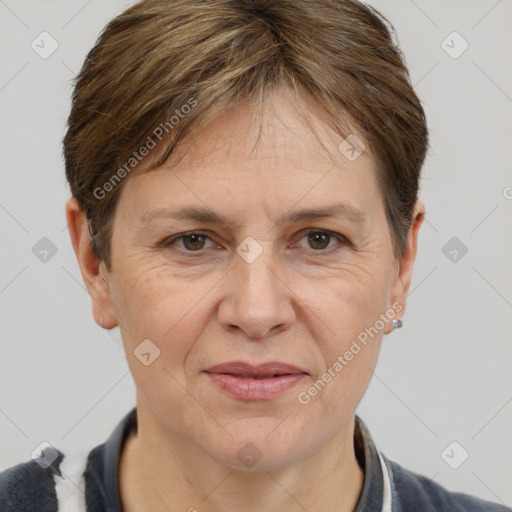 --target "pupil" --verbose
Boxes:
[184,234,205,251]
[309,232,329,250]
